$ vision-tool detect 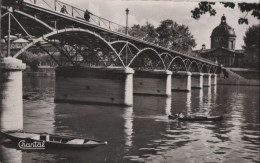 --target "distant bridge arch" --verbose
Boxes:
[183,59,191,68]
[168,56,187,71]
[188,60,200,72]
[110,41,140,66]
[110,41,140,52]
[128,48,166,70]
[209,65,217,73]
[200,64,210,73]
[160,52,173,68]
